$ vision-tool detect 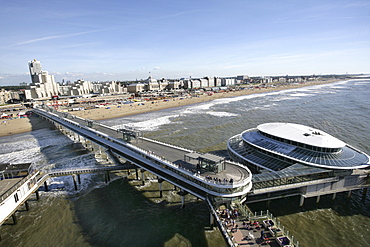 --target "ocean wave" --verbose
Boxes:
[288,93,314,97]
[116,114,178,131]
[206,111,239,117]
[0,147,43,164]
